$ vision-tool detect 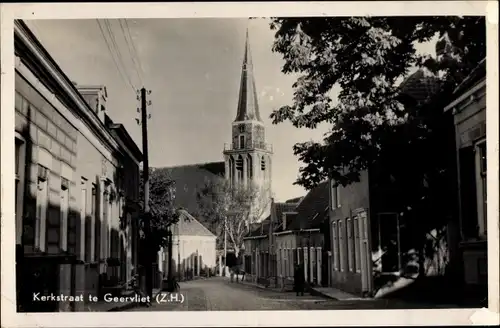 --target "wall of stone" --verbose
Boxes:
[15,66,138,284]
[15,72,78,254]
[231,122,266,149]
